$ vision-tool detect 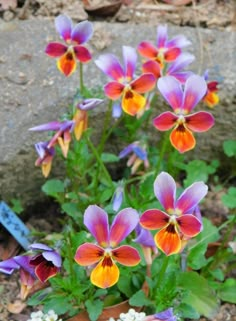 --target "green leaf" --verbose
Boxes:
[62,202,79,219]
[177,271,219,319]
[177,303,200,319]
[129,290,152,307]
[43,295,73,315]
[183,160,218,186]
[10,198,24,214]
[188,242,208,270]
[209,269,224,281]
[218,278,236,303]
[42,179,64,197]
[118,275,134,298]
[101,153,120,163]
[85,299,104,321]
[223,140,236,157]
[221,187,236,209]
